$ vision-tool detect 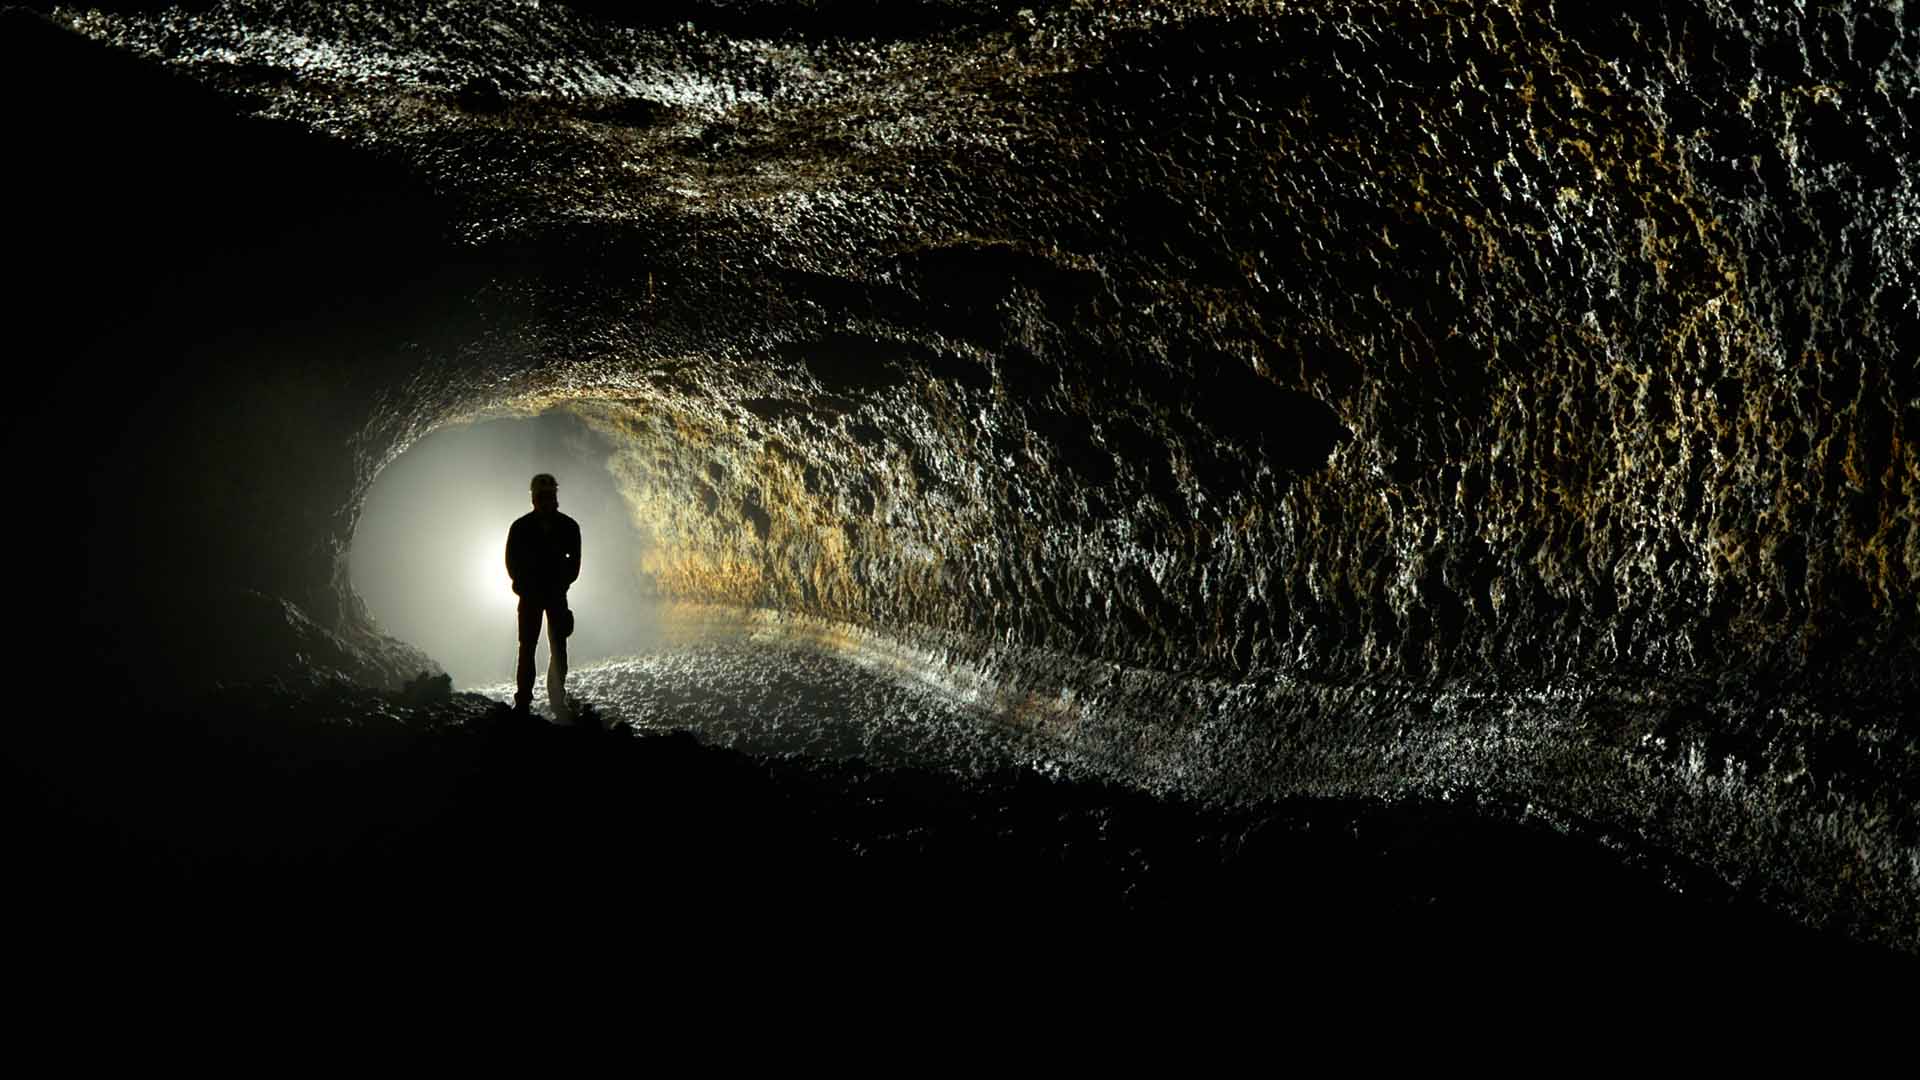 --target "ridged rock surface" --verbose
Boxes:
[12,1,1917,951]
